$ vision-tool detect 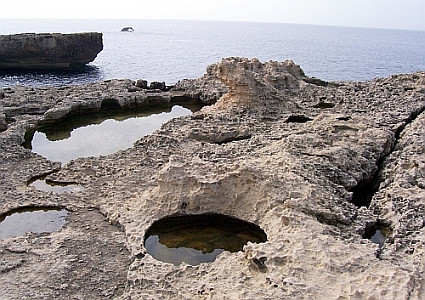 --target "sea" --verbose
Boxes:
[0,19,424,88]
